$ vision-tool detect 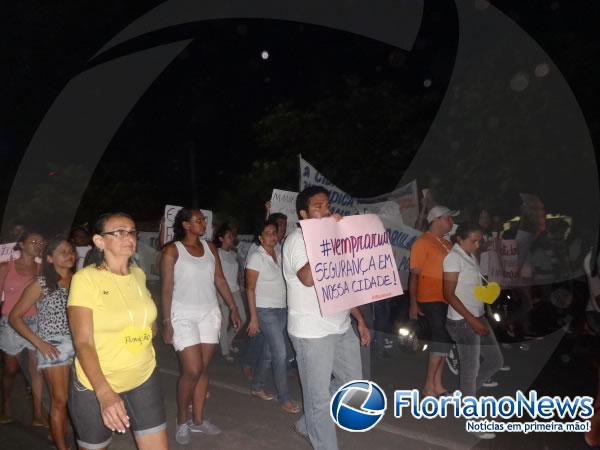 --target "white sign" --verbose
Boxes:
[270,189,298,235]
[163,205,213,243]
[357,179,419,228]
[0,243,19,263]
